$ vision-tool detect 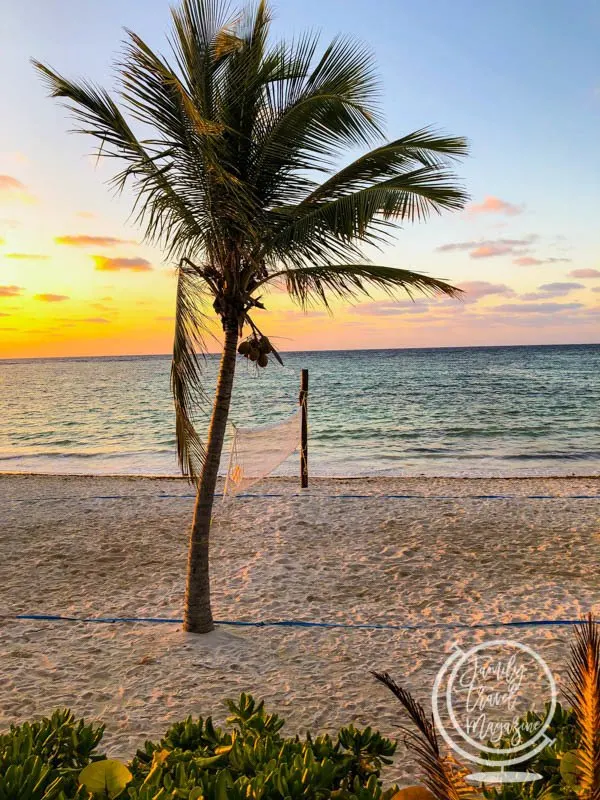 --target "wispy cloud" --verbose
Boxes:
[471,243,519,259]
[468,196,523,216]
[93,256,153,272]
[493,302,584,314]
[458,281,515,302]
[0,174,35,204]
[156,315,176,321]
[437,235,536,259]
[4,252,49,261]
[568,268,600,278]
[82,317,110,324]
[514,256,572,266]
[75,211,96,219]
[0,285,24,297]
[349,299,431,317]
[521,282,584,300]
[34,293,70,302]
[55,235,136,247]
